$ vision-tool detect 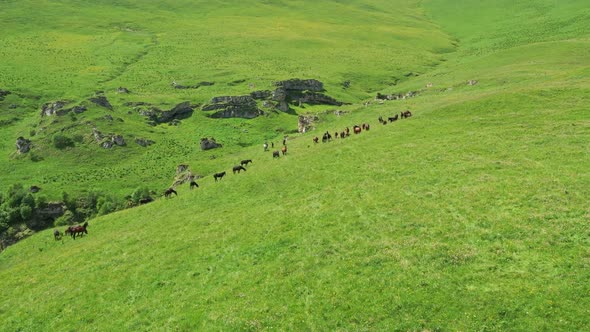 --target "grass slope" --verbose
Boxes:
[1,0,590,330]
[0,0,454,200]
